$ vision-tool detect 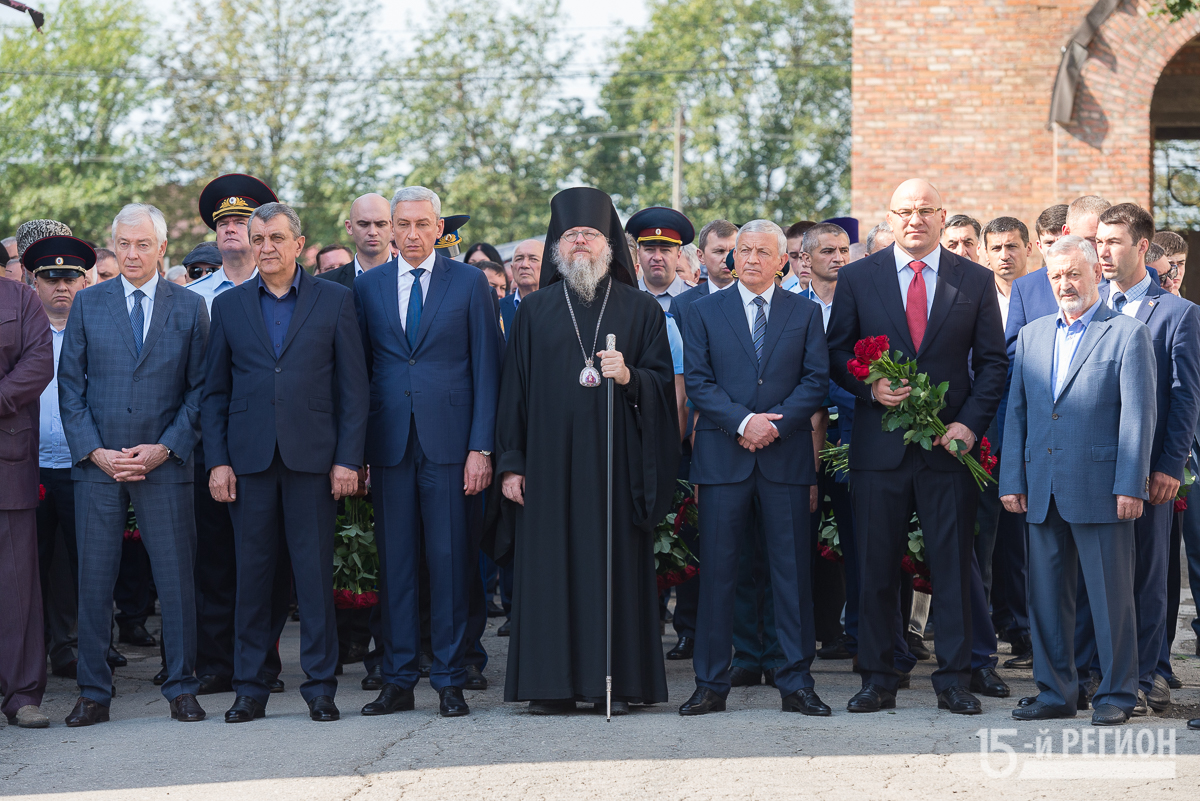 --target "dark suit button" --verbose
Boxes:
[409,359,416,366]
[405,390,410,396]
[275,367,281,373]
[758,379,763,385]
[127,408,132,413]
[133,376,140,382]
[1047,448,1052,454]
[1051,413,1059,420]
[8,428,13,433]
